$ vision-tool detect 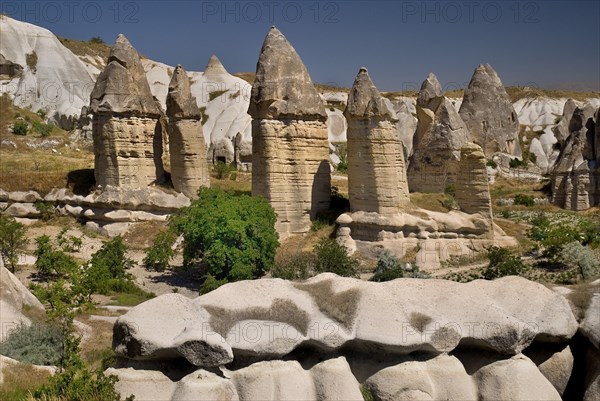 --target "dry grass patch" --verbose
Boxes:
[0,362,53,401]
[409,192,449,213]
